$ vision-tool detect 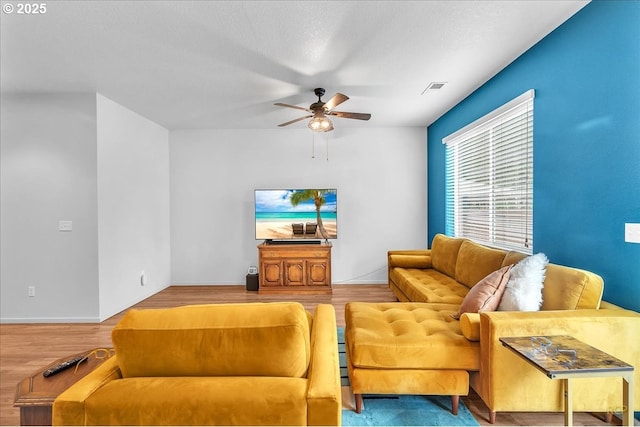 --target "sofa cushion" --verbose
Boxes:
[112,302,311,378]
[455,240,507,288]
[501,252,604,310]
[452,265,512,319]
[389,268,468,304]
[540,264,604,310]
[345,302,480,371]
[501,251,527,268]
[82,377,308,426]
[430,234,465,278]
